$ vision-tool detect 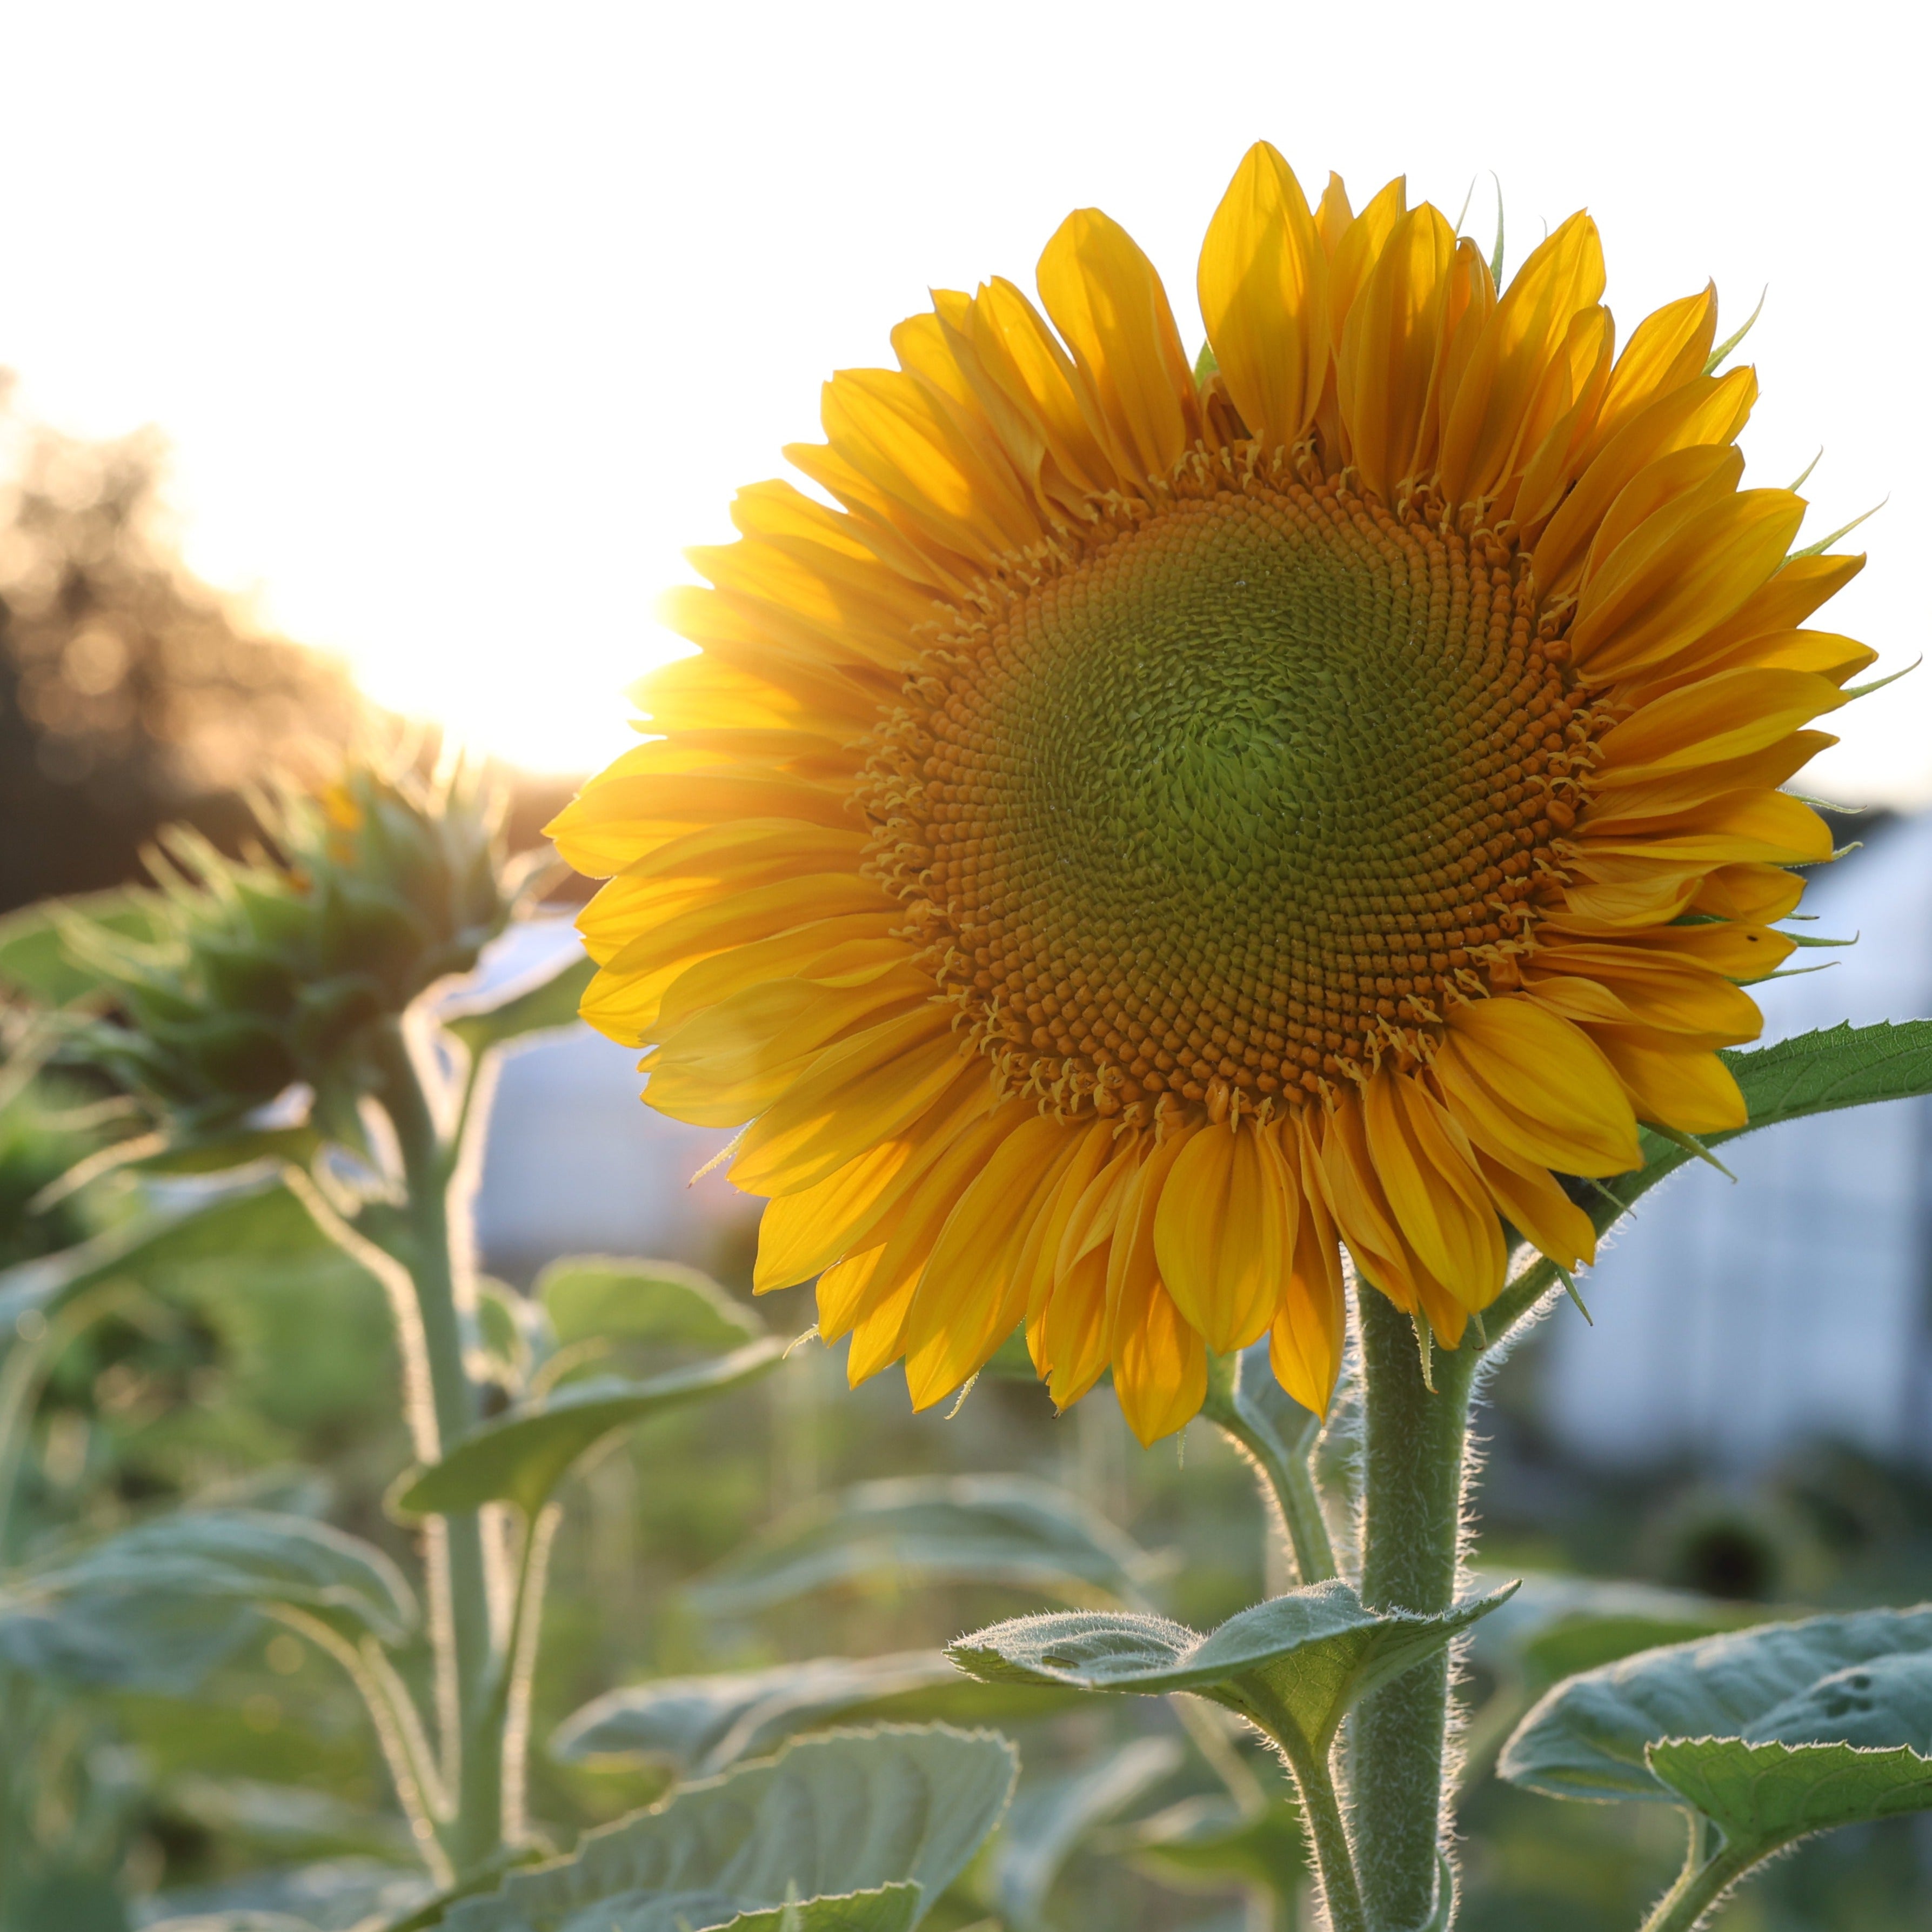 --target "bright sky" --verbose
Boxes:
[0,3,1923,797]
